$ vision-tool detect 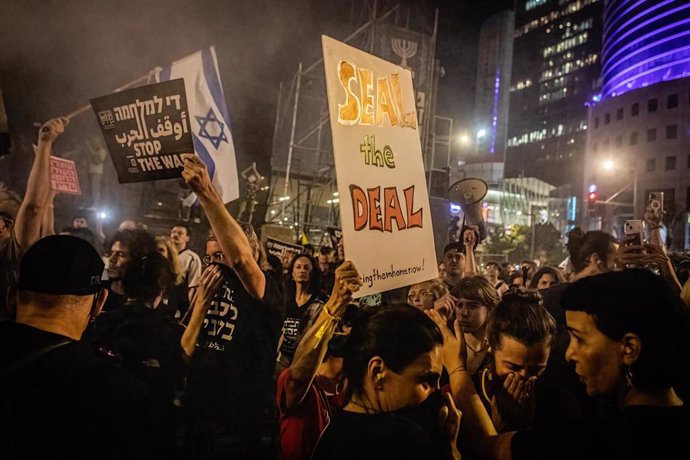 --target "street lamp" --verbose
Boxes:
[599,158,638,215]
[457,134,471,145]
